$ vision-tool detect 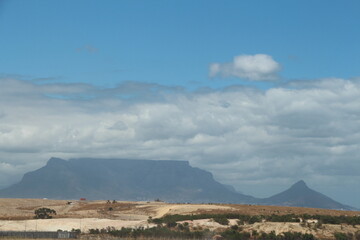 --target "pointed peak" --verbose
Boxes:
[291,180,308,189]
